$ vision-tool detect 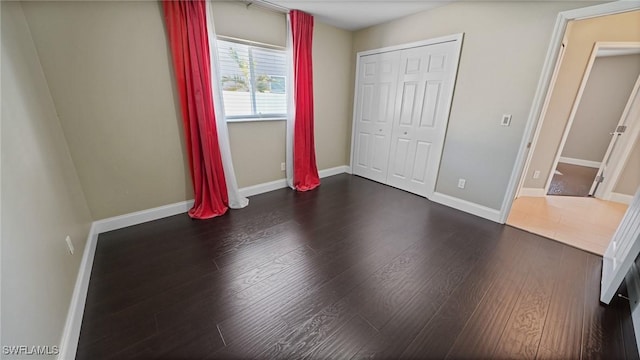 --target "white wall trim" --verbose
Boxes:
[355,33,463,58]
[499,1,640,224]
[238,165,351,198]
[319,165,351,178]
[608,192,634,205]
[430,192,502,223]
[93,200,195,234]
[239,178,288,198]
[558,156,601,168]
[518,188,547,198]
[58,224,98,360]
